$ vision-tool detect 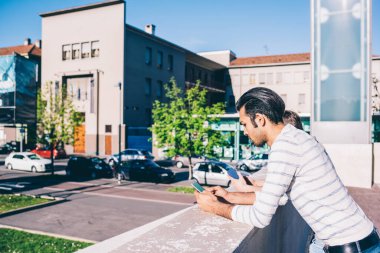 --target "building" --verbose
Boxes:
[0,39,41,147]
[40,0,225,155]
[200,51,380,160]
